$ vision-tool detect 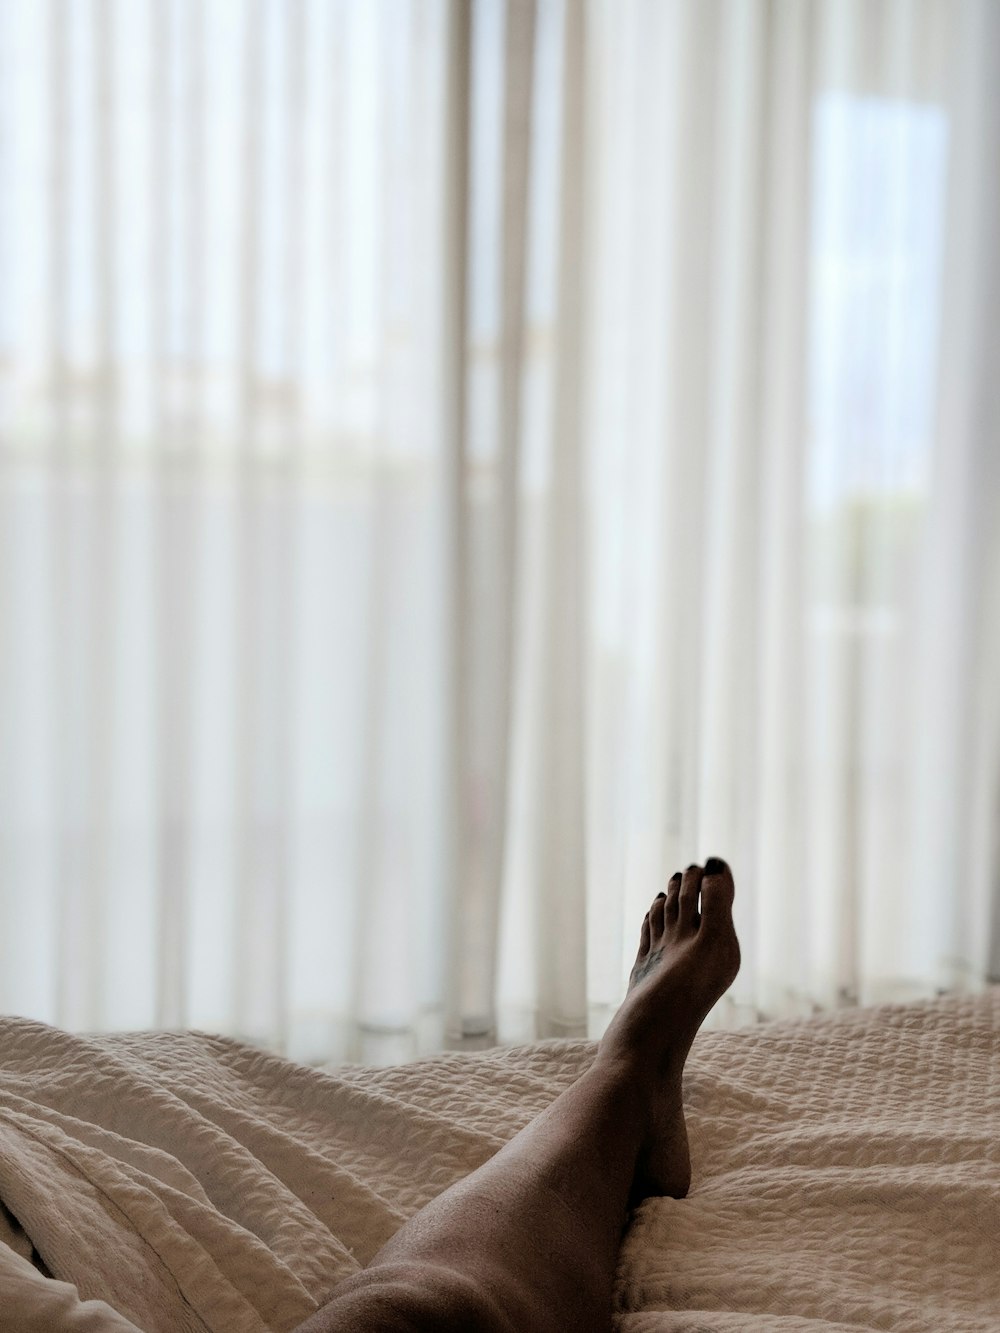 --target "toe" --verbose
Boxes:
[678,863,702,927]
[649,892,667,935]
[700,856,735,930]
[638,911,651,956]
[664,871,681,922]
